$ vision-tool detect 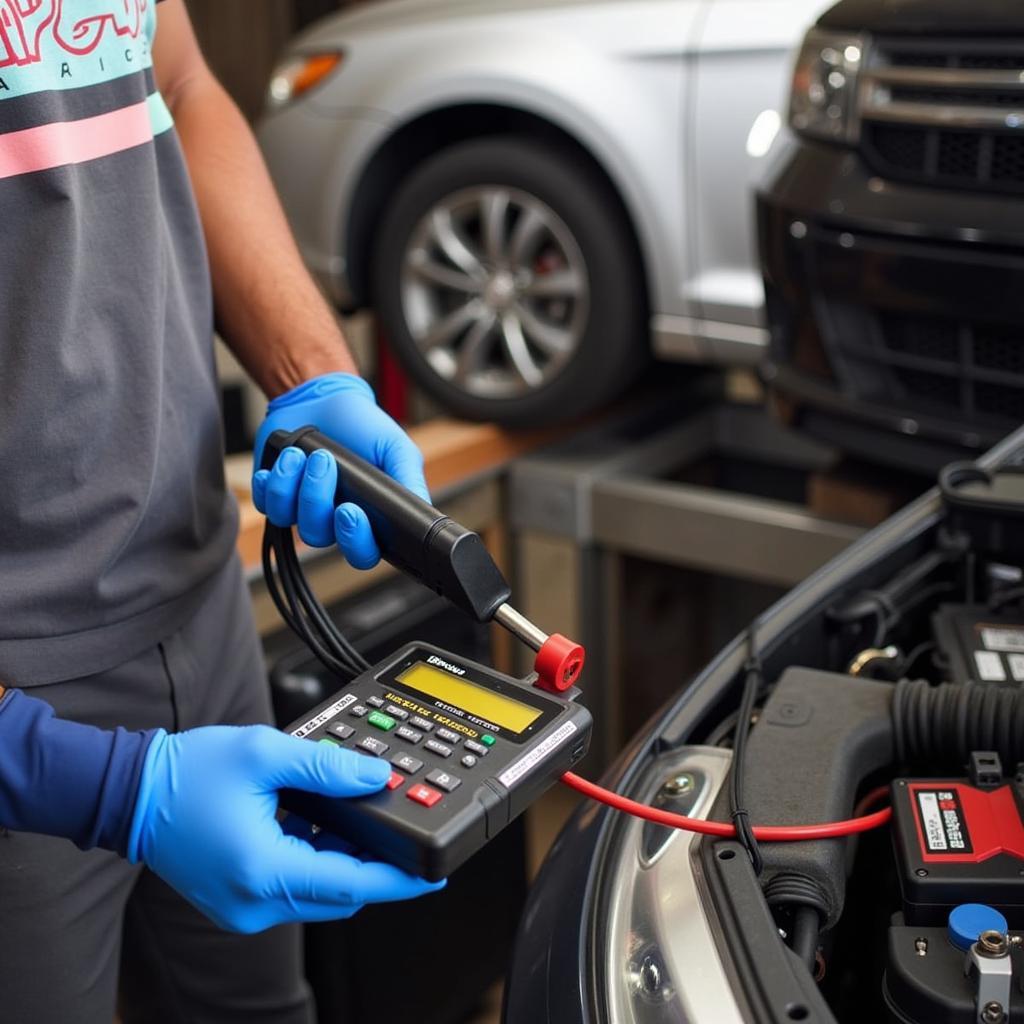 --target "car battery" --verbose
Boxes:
[892,772,1024,926]
[933,603,1024,686]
